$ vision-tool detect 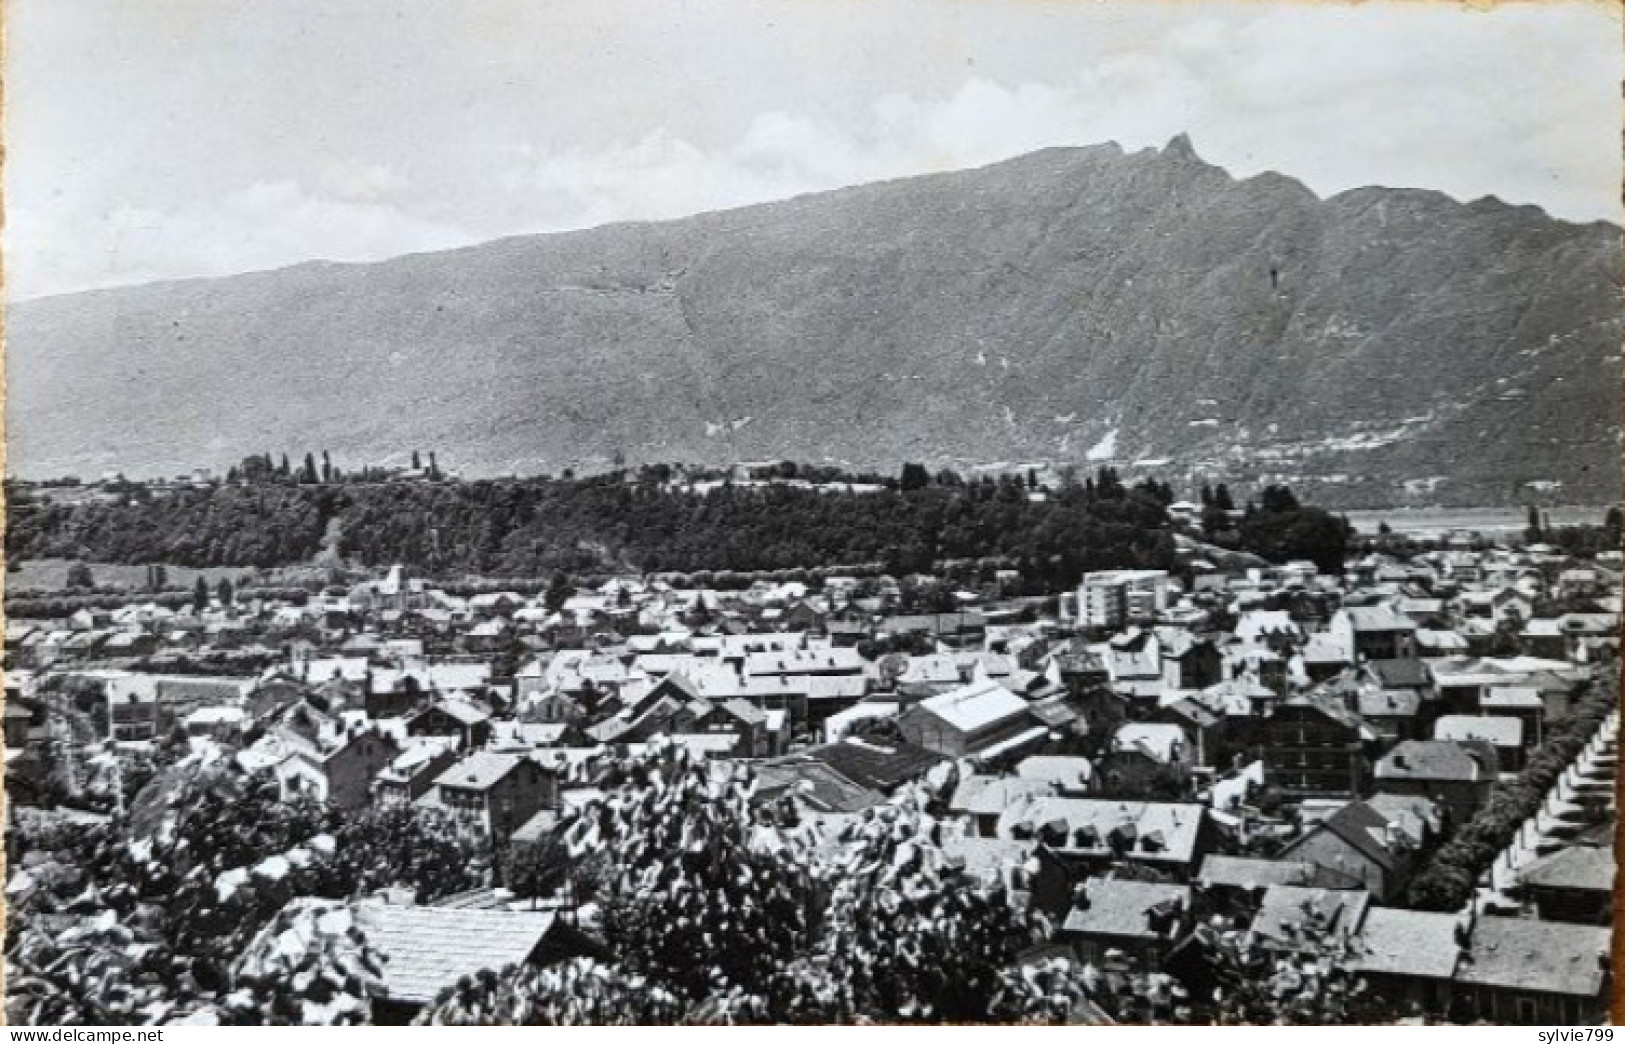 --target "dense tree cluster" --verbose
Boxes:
[7,465,1358,609]
[11,738,1392,1026]
[6,585,317,623]
[9,466,1188,589]
[8,483,341,569]
[6,758,487,1025]
[420,743,1381,1026]
[573,752,817,1001]
[331,468,1181,583]
[1230,486,1352,575]
[421,746,1066,1025]
[425,958,691,1025]
[1536,521,1623,559]
[225,449,441,486]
